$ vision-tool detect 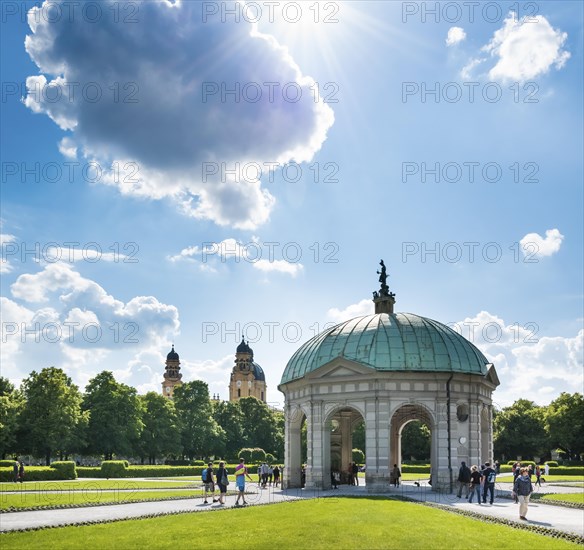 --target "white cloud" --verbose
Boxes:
[452,311,583,407]
[23,0,334,229]
[327,298,373,324]
[482,13,570,82]
[254,259,303,277]
[58,137,77,159]
[520,228,564,258]
[1,233,17,274]
[446,27,466,46]
[169,238,303,276]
